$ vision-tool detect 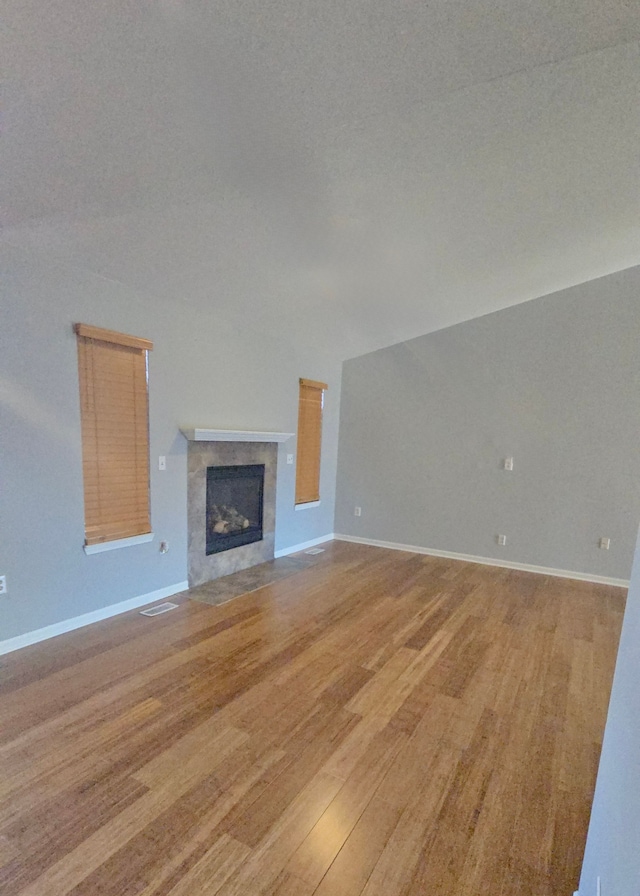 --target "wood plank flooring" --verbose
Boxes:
[0,541,626,895]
